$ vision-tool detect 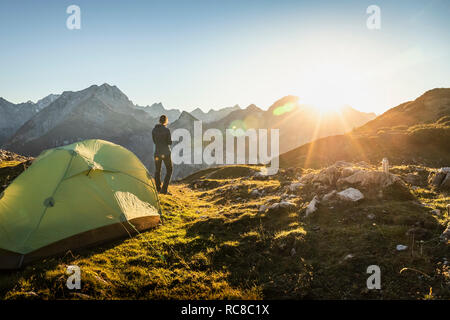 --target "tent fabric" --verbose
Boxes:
[0,139,161,268]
